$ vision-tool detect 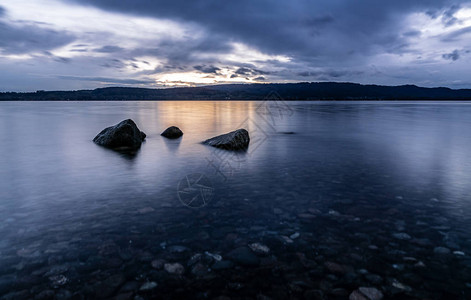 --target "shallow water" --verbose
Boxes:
[0,101,470,299]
